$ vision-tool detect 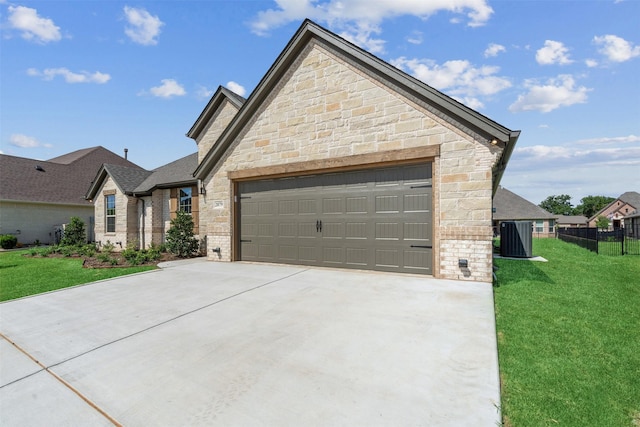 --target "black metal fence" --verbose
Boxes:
[557,228,640,256]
